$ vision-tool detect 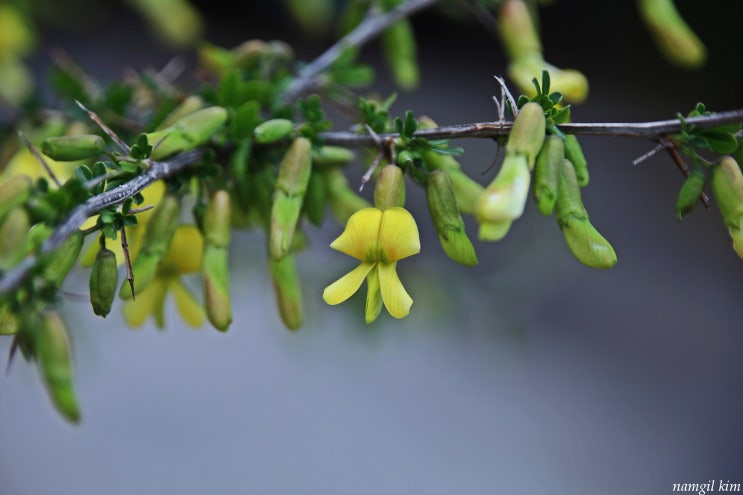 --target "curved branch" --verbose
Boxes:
[319,109,743,146]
